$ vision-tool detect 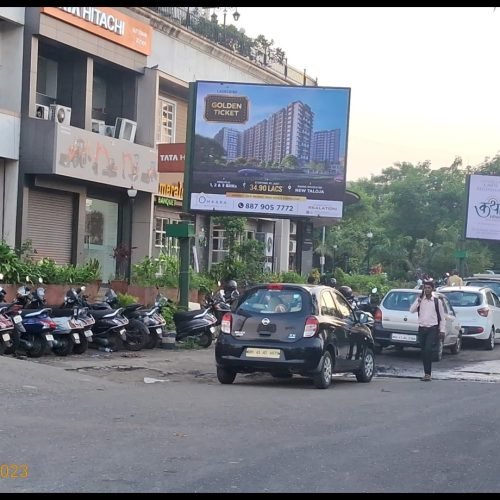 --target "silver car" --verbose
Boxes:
[372,288,463,360]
